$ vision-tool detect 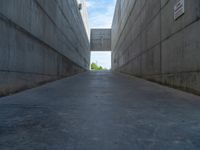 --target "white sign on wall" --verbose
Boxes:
[174,0,185,20]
